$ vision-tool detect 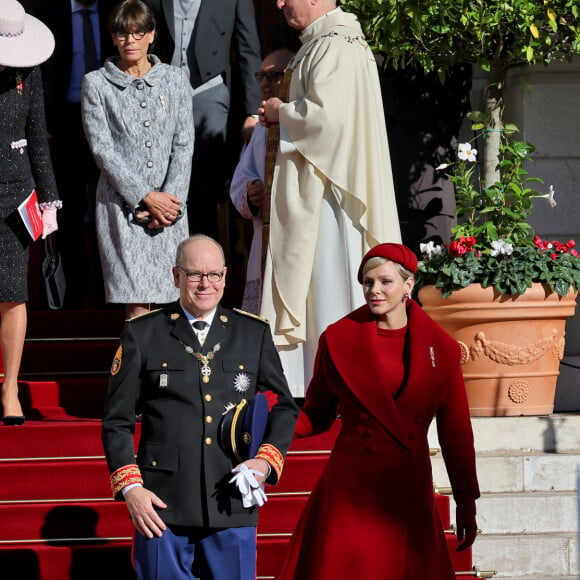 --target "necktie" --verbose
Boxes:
[80,9,98,73]
[193,320,208,346]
